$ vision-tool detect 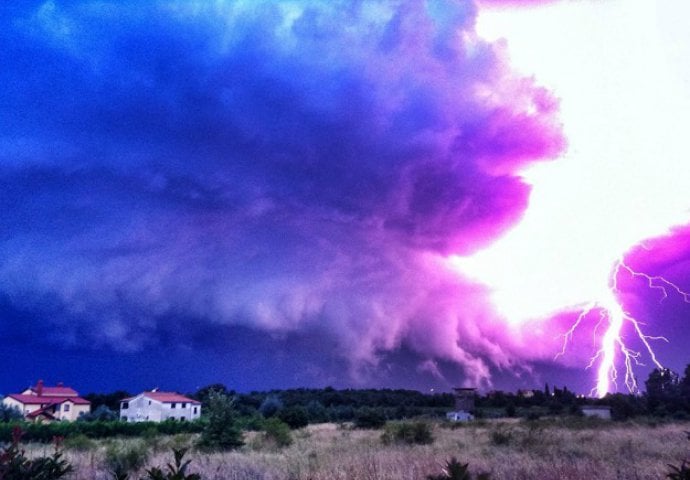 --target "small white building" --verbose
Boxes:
[446,410,474,422]
[120,390,201,423]
[582,406,611,420]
